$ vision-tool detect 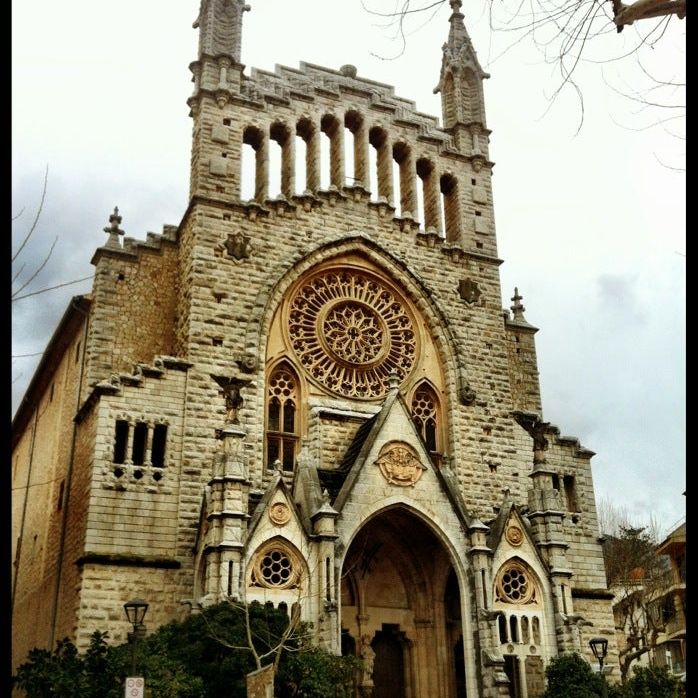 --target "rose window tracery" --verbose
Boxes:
[495,561,537,604]
[287,270,418,398]
[251,544,301,589]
